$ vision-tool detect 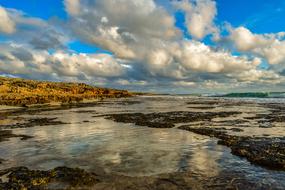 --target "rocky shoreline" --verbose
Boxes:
[104,100,285,171]
[0,166,278,190]
[179,126,285,170]
[0,97,284,189]
[0,77,134,107]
